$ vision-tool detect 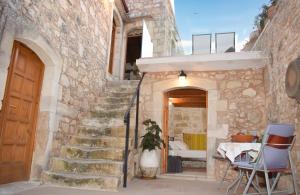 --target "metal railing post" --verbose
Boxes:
[122,73,145,188]
[123,113,130,188]
[134,88,140,149]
